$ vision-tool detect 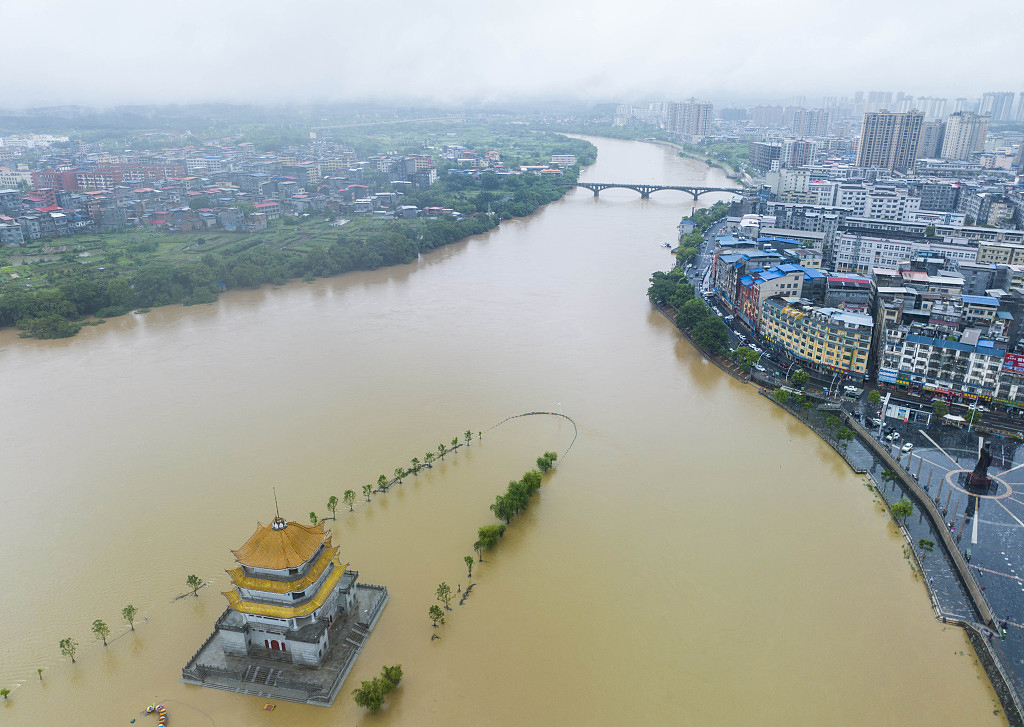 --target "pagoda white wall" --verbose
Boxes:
[287,629,329,666]
[219,629,248,656]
